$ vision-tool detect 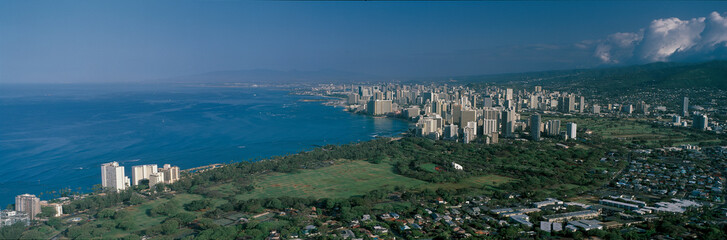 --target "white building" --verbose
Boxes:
[452,162,464,170]
[132,164,158,186]
[148,172,165,187]
[463,121,477,143]
[0,210,29,227]
[160,164,180,184]
[481,119,498,136]
[566,122,577,140]
[15,194,40,219]
[101,162,130,192]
